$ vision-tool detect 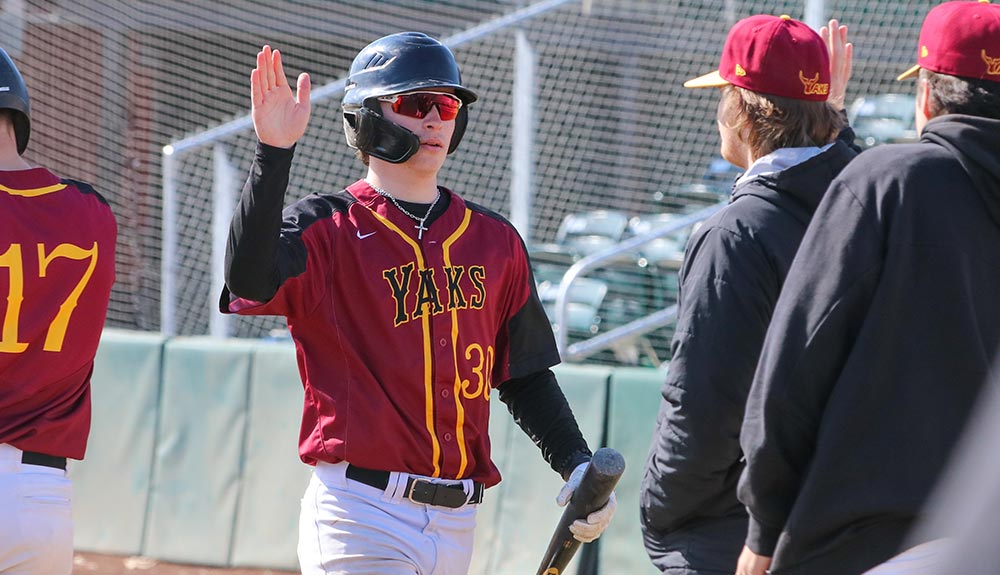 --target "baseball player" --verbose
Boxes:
[638,15,858,575]
[736,2,1000,574]
[0,47,117,575]
[220,33,616,574]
